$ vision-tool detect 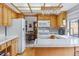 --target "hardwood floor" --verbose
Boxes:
[19,48,35,56]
